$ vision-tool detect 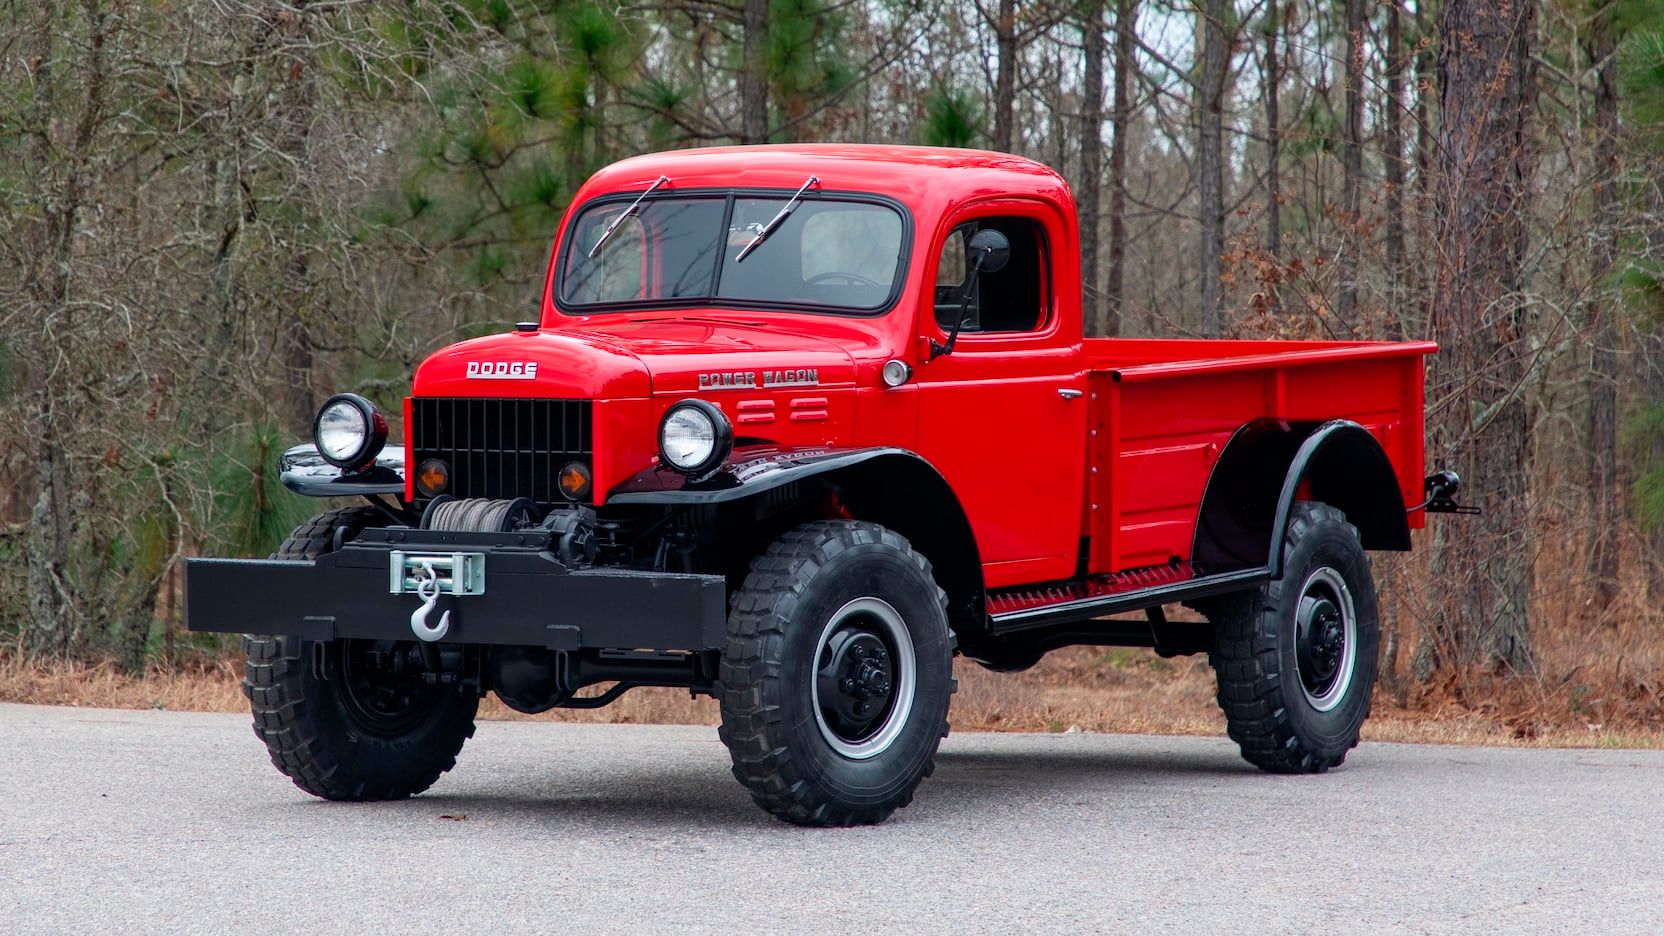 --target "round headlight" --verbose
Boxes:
[659,399,733,476]
[313,392,388,470]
